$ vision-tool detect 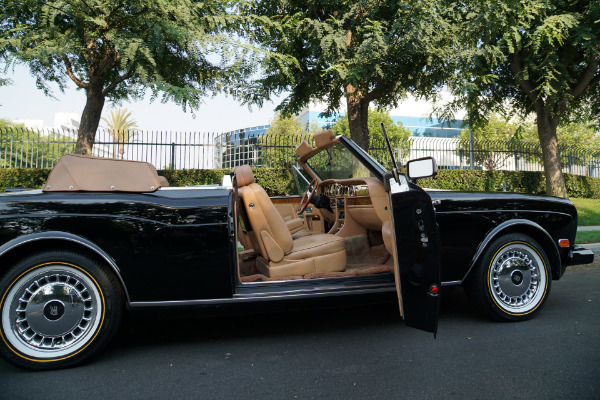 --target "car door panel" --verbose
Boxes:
[389,177,441,335]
